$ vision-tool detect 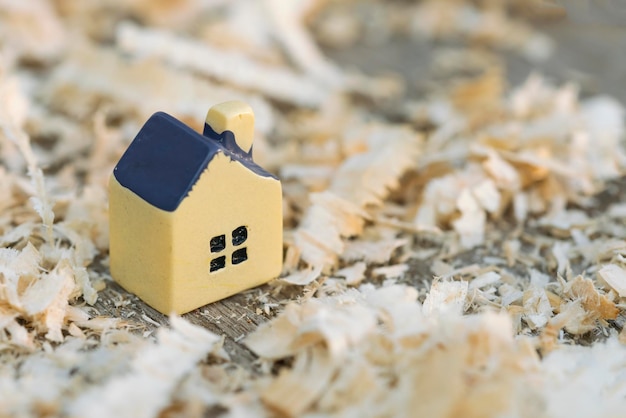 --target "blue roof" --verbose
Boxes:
[113,112,277,212]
